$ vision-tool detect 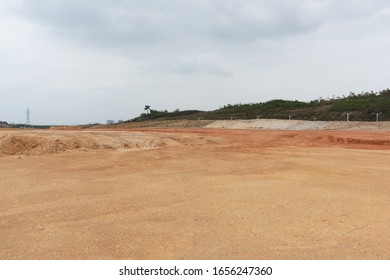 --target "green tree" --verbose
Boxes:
[144,105,151,115]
